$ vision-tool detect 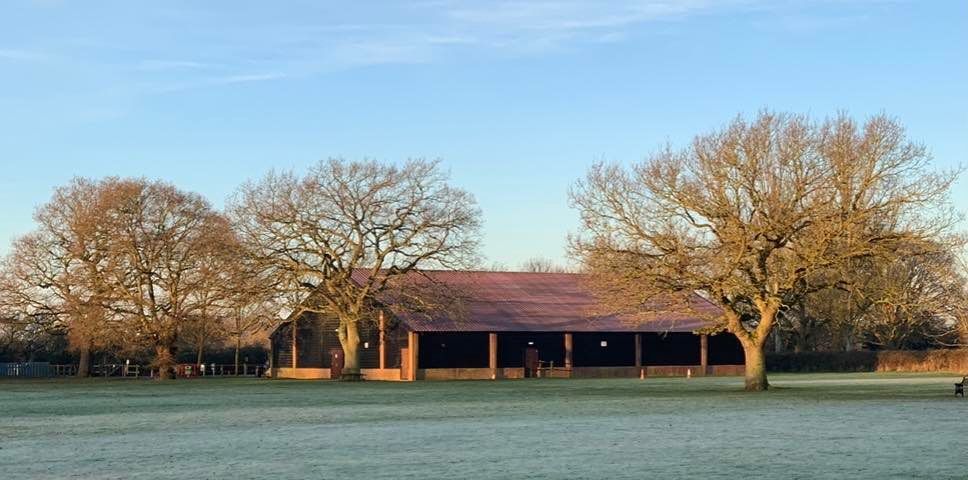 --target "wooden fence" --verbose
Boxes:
[0,362,52,377]
[1,362,265,378]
